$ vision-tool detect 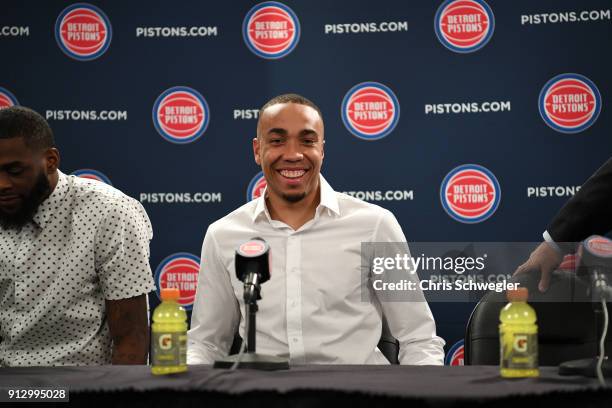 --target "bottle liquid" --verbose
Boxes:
[499,287,539,378]
[151,288,187,375]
